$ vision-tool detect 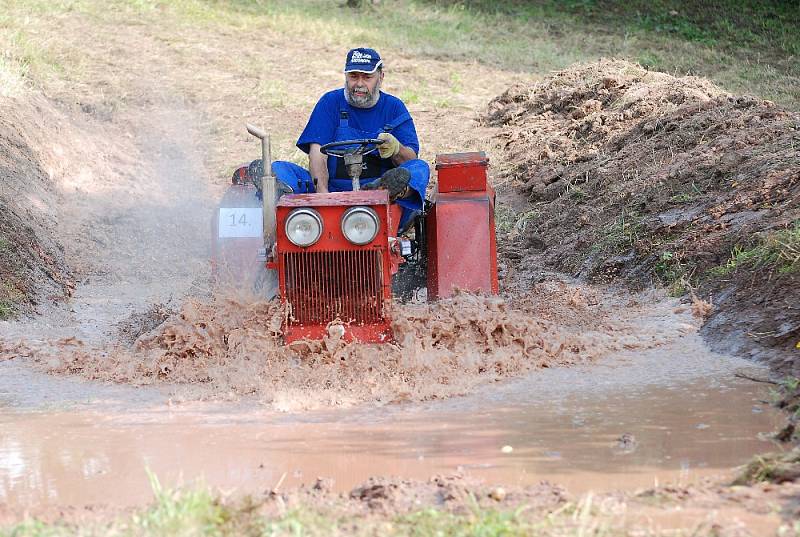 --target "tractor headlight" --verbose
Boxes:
[285,208,323,247]
[341,207,380,245]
